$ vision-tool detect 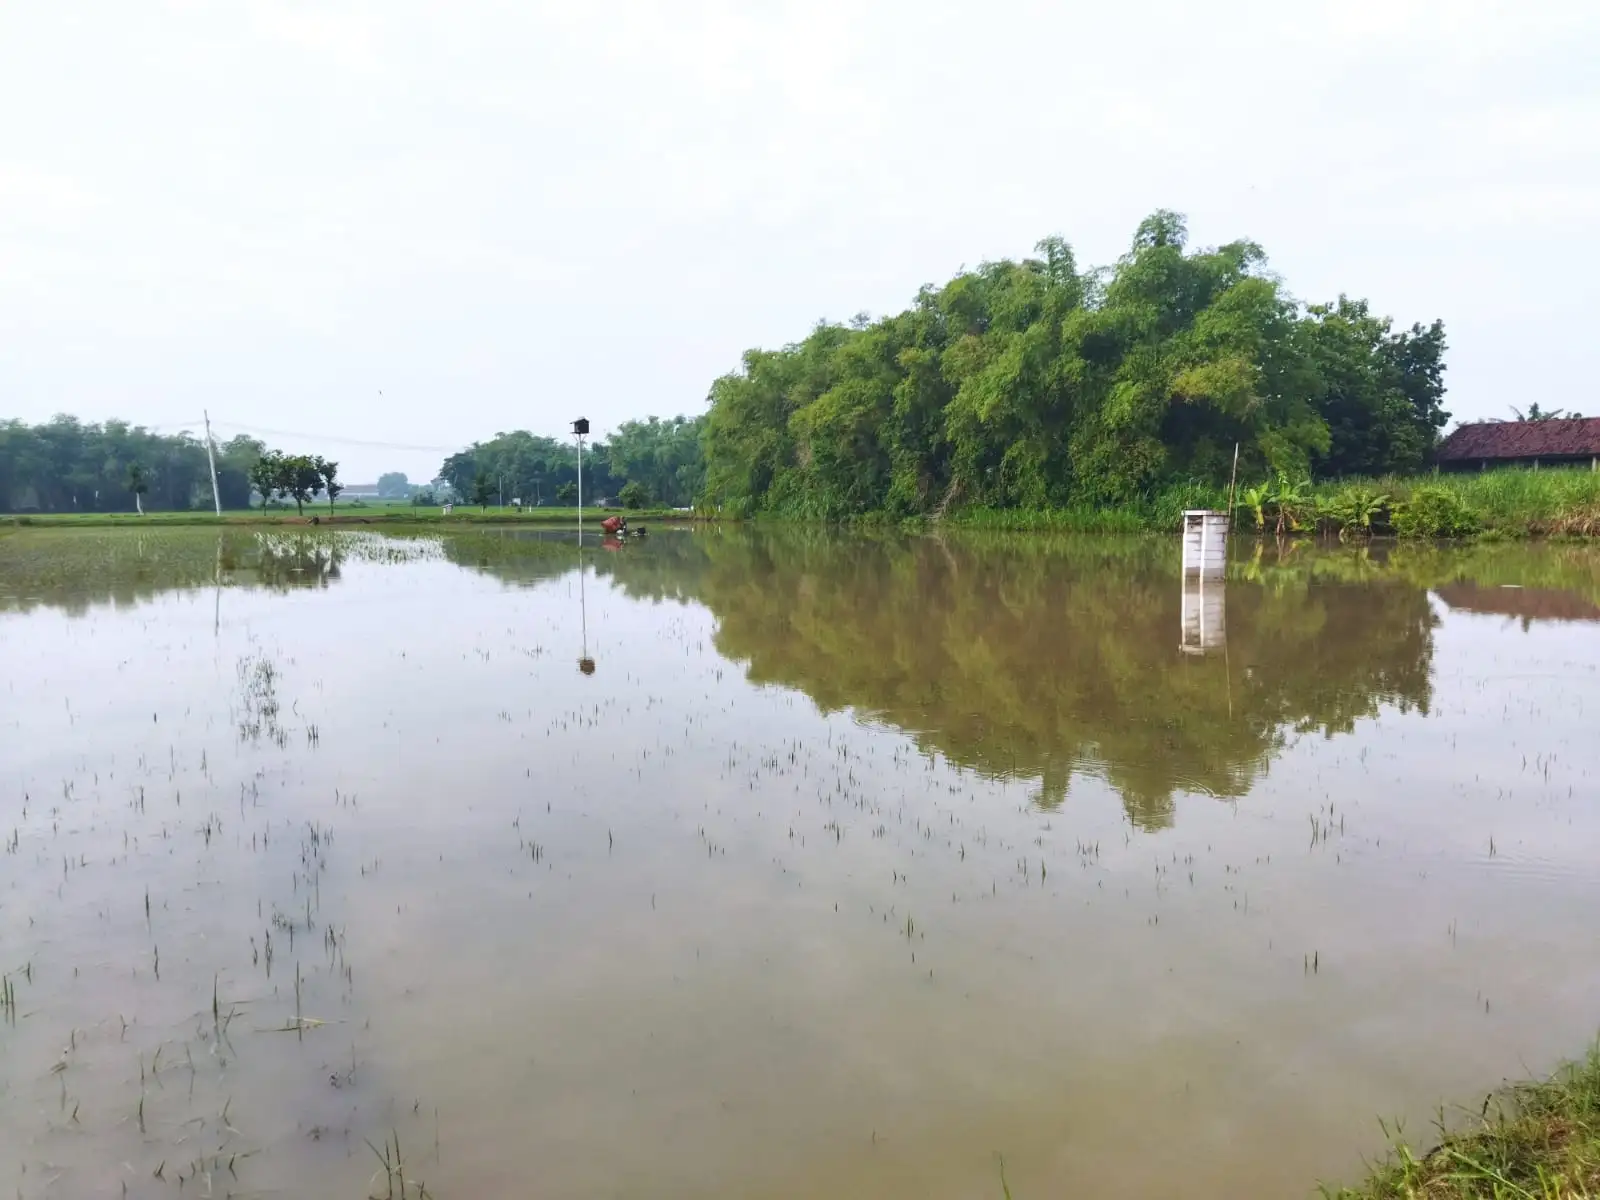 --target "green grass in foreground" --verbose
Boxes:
[1324,1045,1600,1199]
